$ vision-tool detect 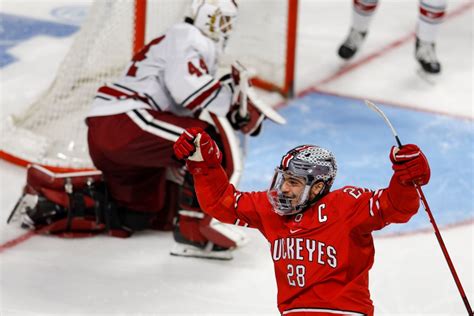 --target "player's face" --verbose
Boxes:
[280,174,306,207]
[220,15,233,34]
